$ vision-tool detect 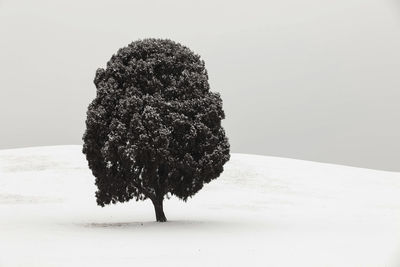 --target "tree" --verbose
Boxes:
[82,38,230,222]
